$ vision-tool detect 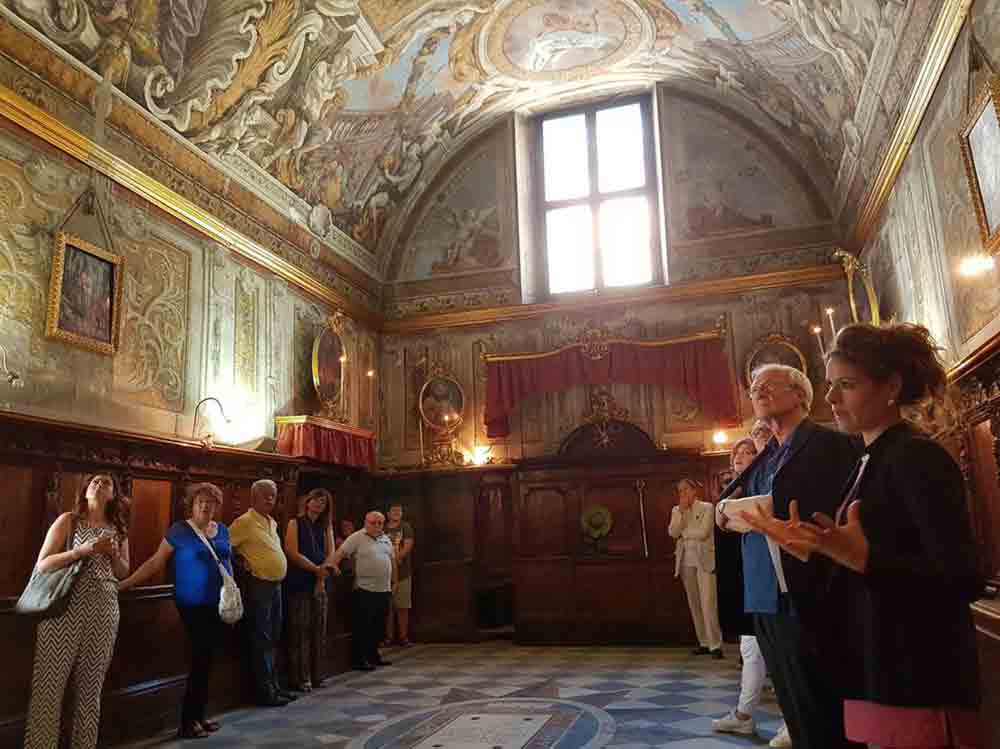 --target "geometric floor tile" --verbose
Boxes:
[118,642,784,748]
